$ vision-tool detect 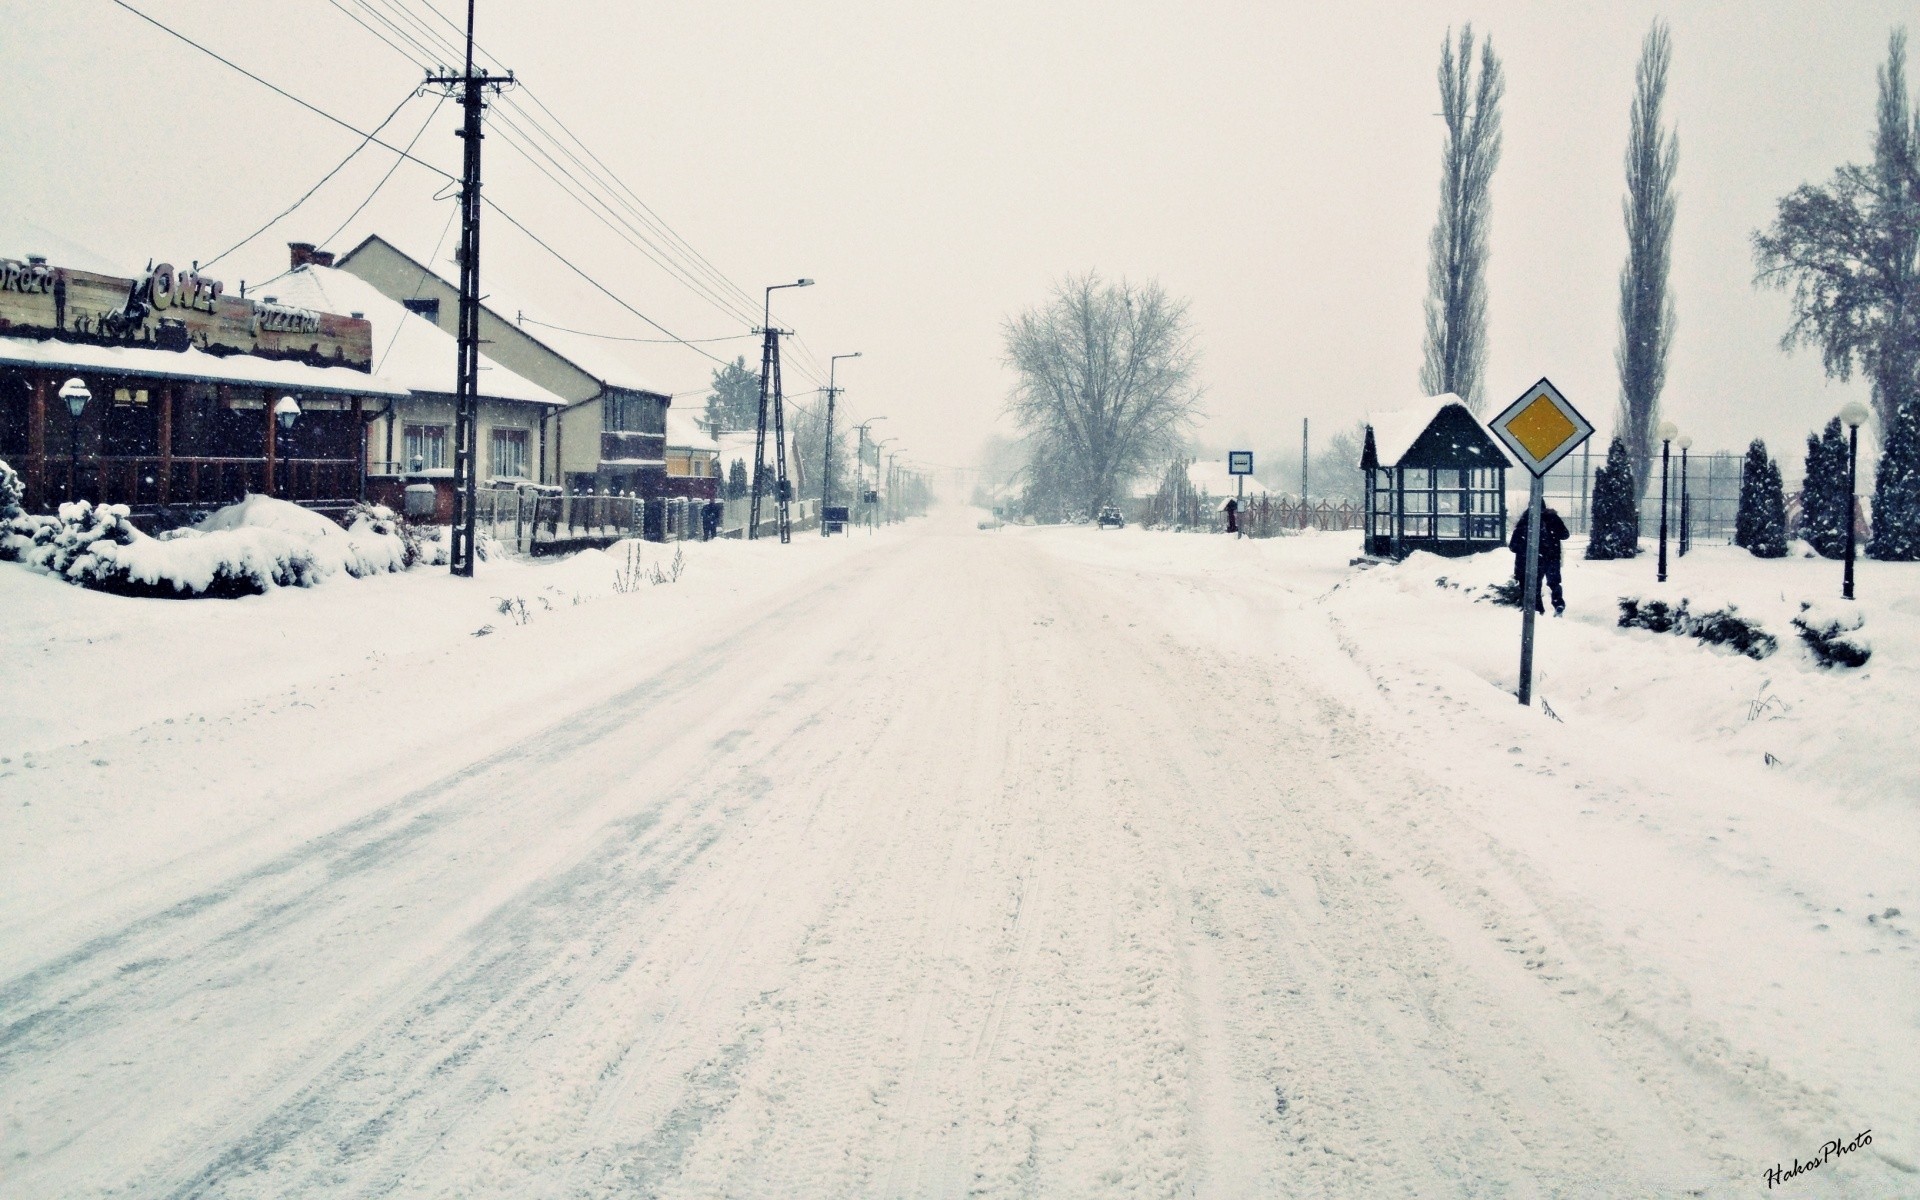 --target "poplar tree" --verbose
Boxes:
[1617,22,1679,503]
[1421,25,1504,412]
